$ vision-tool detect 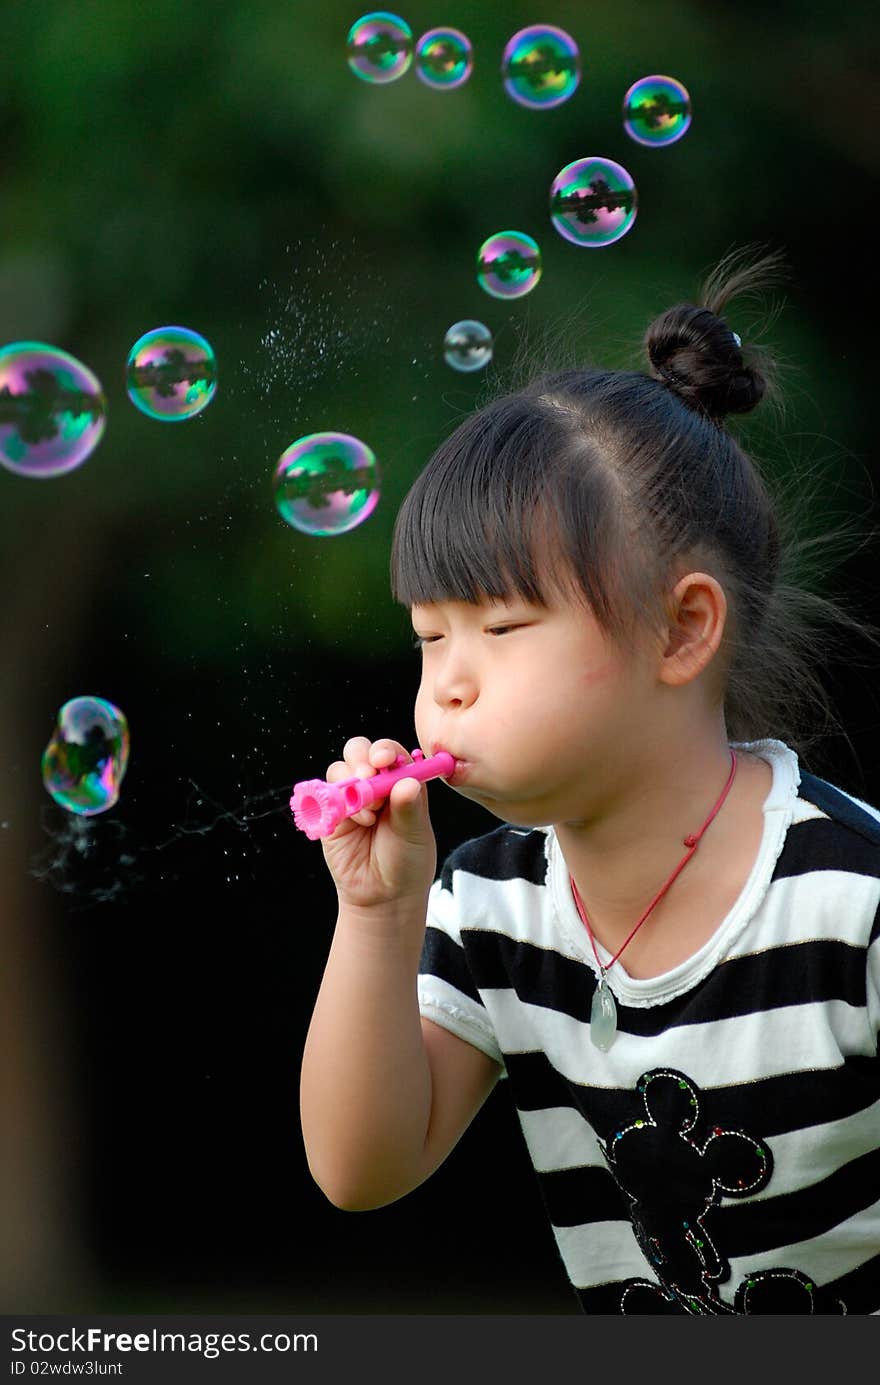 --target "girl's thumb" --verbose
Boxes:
[388,776,430,841]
